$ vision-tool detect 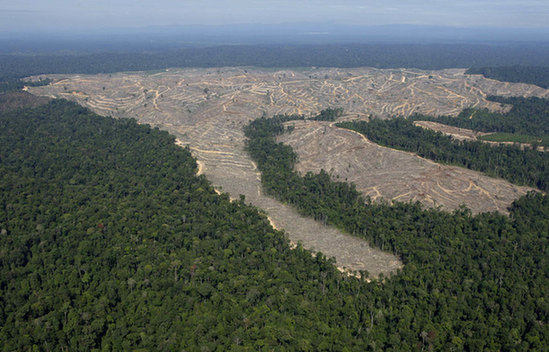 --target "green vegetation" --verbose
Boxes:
[415,96,549,135]
[478,133,549,146]
[1,101,377,351]
[0,91,50,113]
[2,100,549,351]
[466,66,549,89]
[0,78,51,94]
[413,96,549,147]
[245,111,549,350]
[0,78,52,113]
[309,107,344,121]
[337,118,549,191]
[2,43,549,80]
